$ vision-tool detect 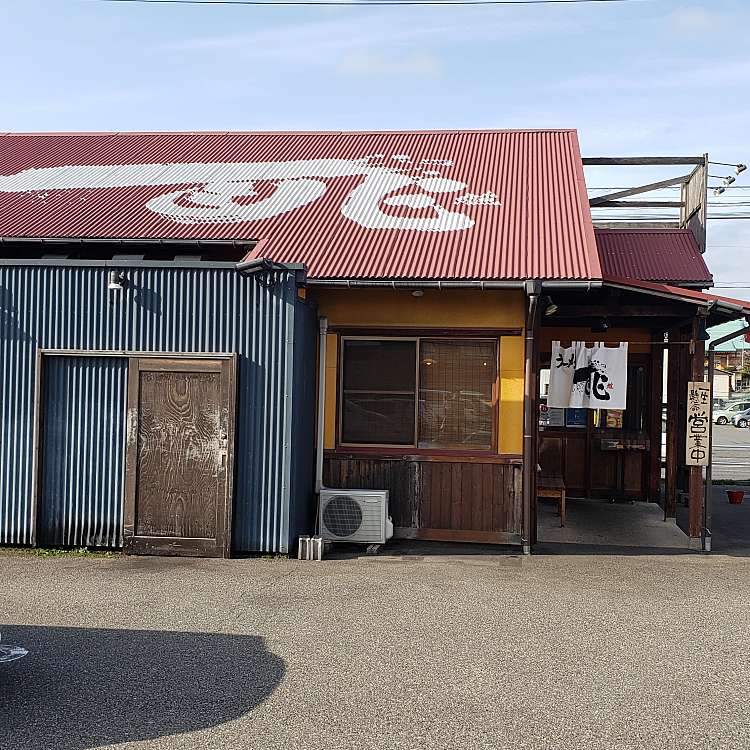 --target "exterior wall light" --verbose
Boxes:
[107,270,128,291]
